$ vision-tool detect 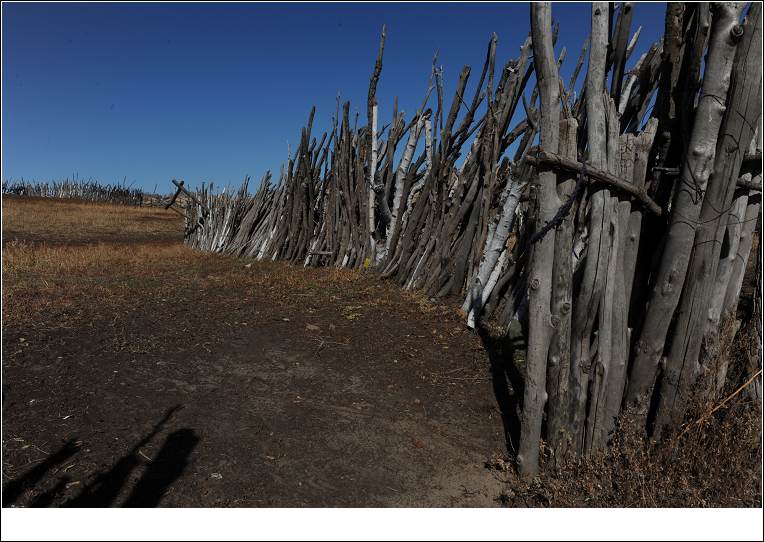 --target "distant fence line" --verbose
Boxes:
[2,179,145,206]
